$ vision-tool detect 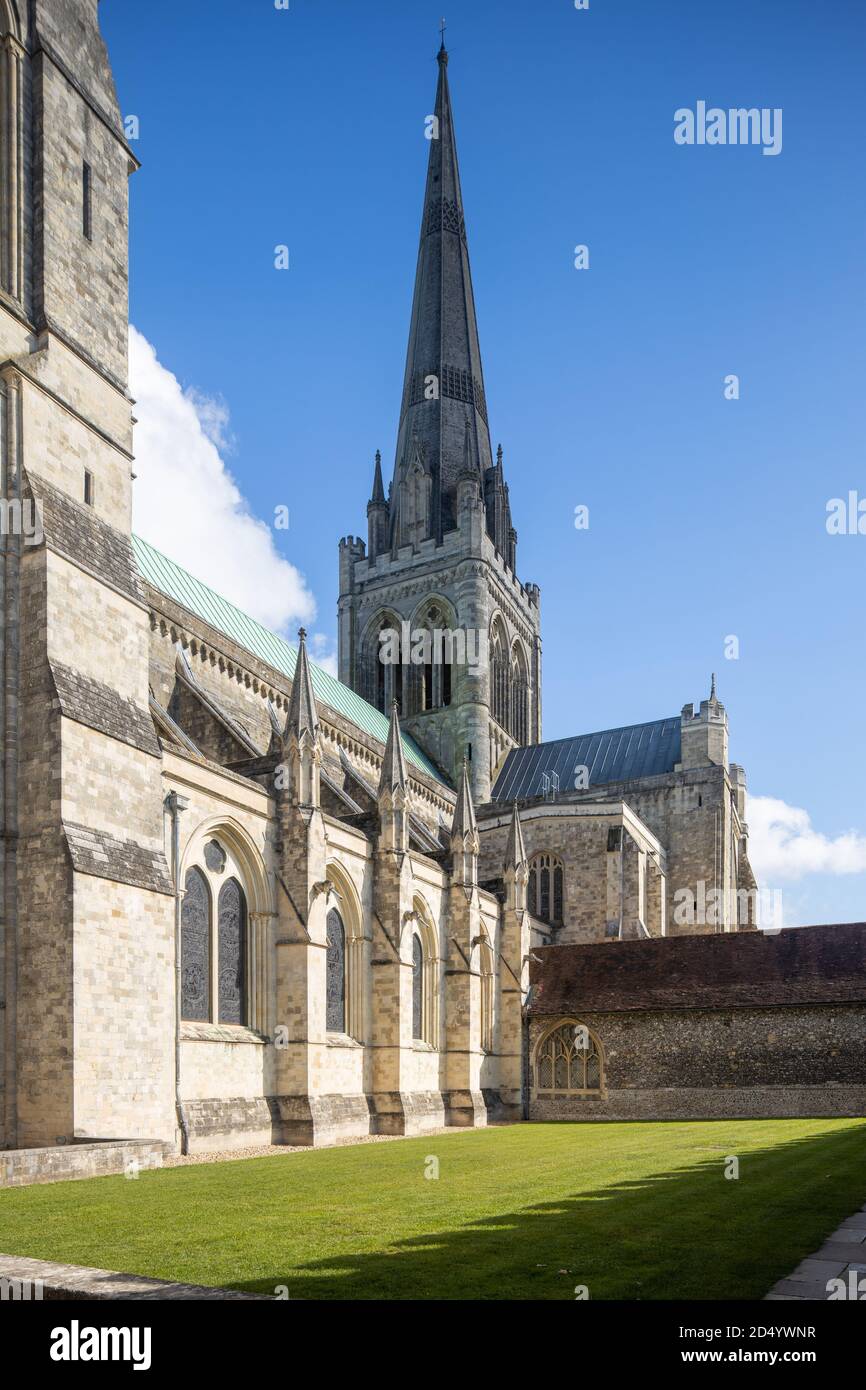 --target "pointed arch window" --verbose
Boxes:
[510,642,529,746]
[217,879,247,1025]
[528,853,564,927]
[479,938,495,1054]
[535,1023,602,1094]
[370,614,404,716]
[412,934,424,1041]
[0,0,24,303]
[414,603,455,714]
[326,908,346,1033]
[490,620,510,732]
[181,868,211,1021]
